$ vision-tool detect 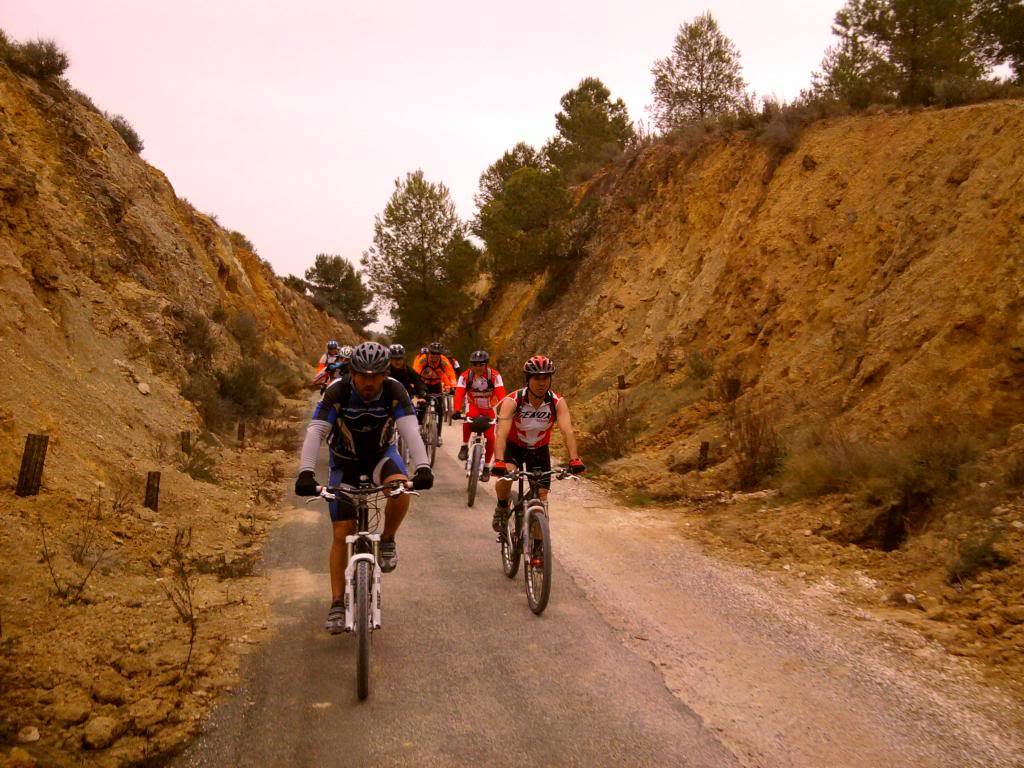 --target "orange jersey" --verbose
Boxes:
[413,354,457,389]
